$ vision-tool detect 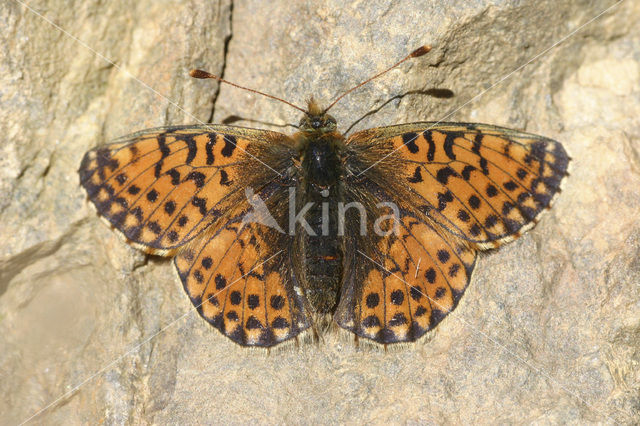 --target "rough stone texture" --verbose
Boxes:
[1,0,639,423]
